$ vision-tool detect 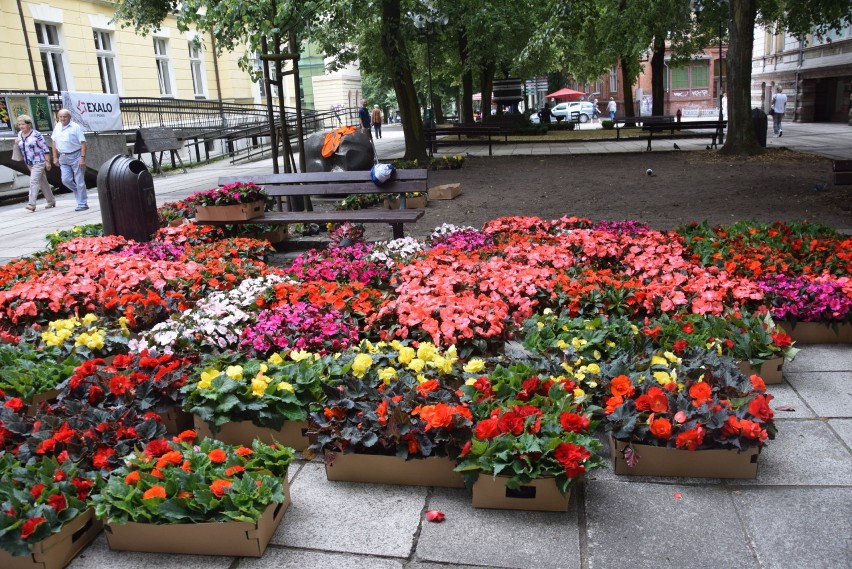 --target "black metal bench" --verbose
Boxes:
[424,125,503,157]
[642,120,727,151]
[833,160,852,185]
[211,170,428,239]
